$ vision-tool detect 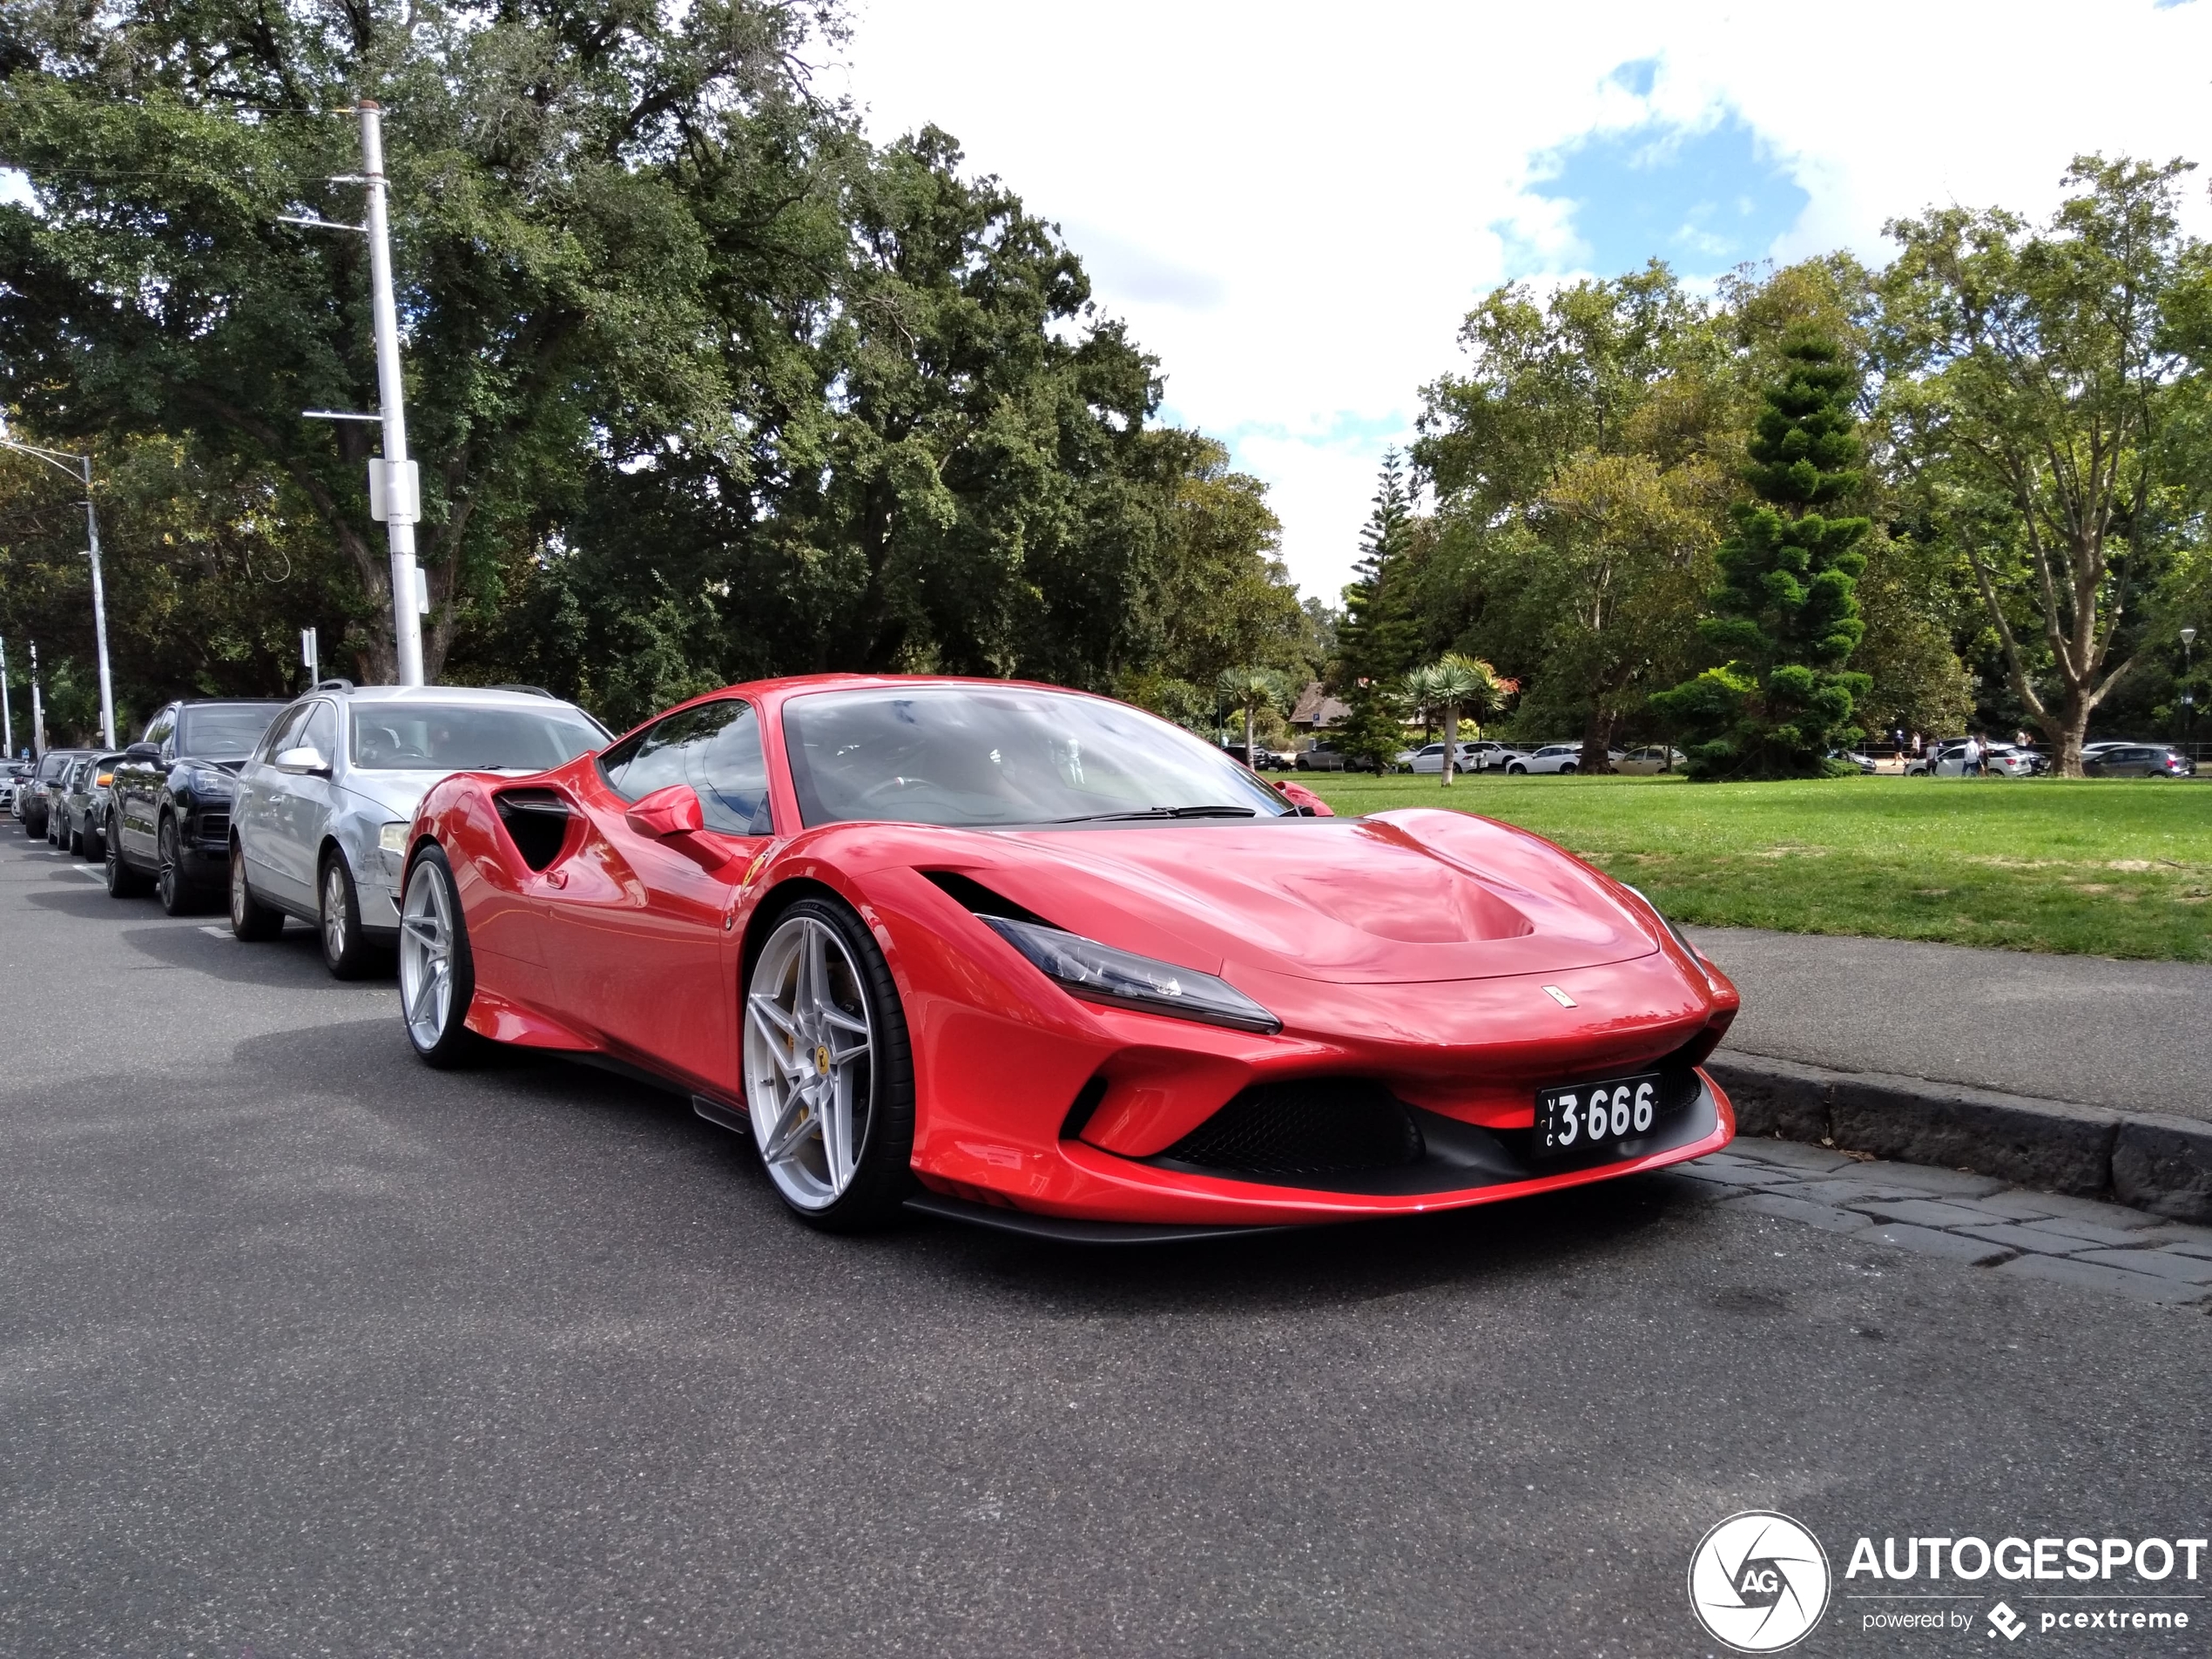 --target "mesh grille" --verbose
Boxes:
[196,811,230,842]
[1161,1080,1422,1177]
